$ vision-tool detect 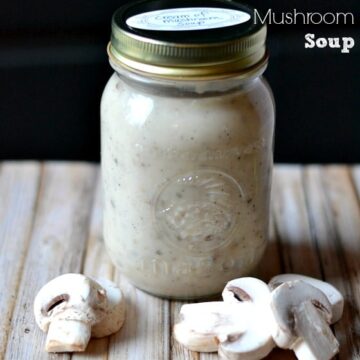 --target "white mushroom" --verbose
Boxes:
[220,278,275,360]
[174,301,248,352]
[270,280,339,360]
[174,278,275,359]
[34,274,125,352]
[269,274,344,323]
[91,277,126,338]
